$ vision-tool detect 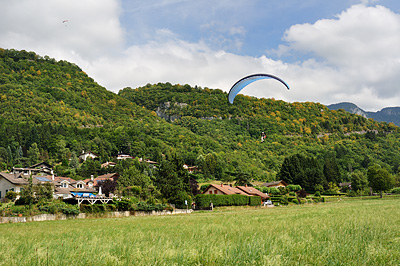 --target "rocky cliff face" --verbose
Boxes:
[327,103,400,126]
